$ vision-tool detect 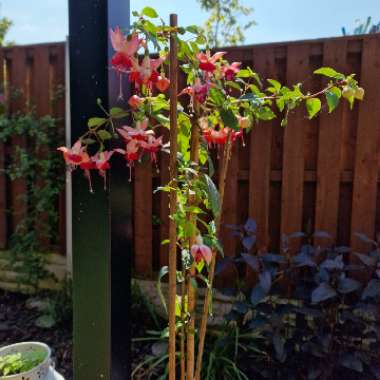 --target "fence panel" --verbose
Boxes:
[0,42,66,252]
[1,35,379,274]
[136,34,380,279]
